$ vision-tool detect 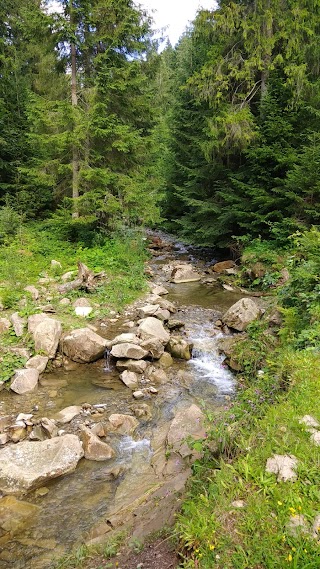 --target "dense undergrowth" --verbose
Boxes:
[176,228,320,568]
